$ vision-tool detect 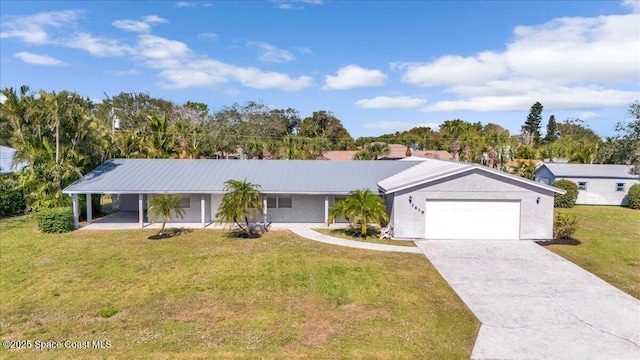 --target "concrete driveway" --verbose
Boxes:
[416,240,640,360]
